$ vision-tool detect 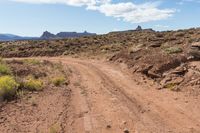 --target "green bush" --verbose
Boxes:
[164,47,183,54]
[0,76,19,100]
[0,63,11,75]
[52,76,67,86]
[49,123,61,133]
[23,78,43,91]
[164,83,179,91]
[23,59,41,65]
